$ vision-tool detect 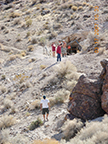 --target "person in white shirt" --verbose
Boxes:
[40,95,50,122]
